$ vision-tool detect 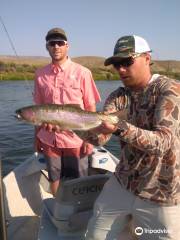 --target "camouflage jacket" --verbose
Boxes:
[104,75,180,205]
